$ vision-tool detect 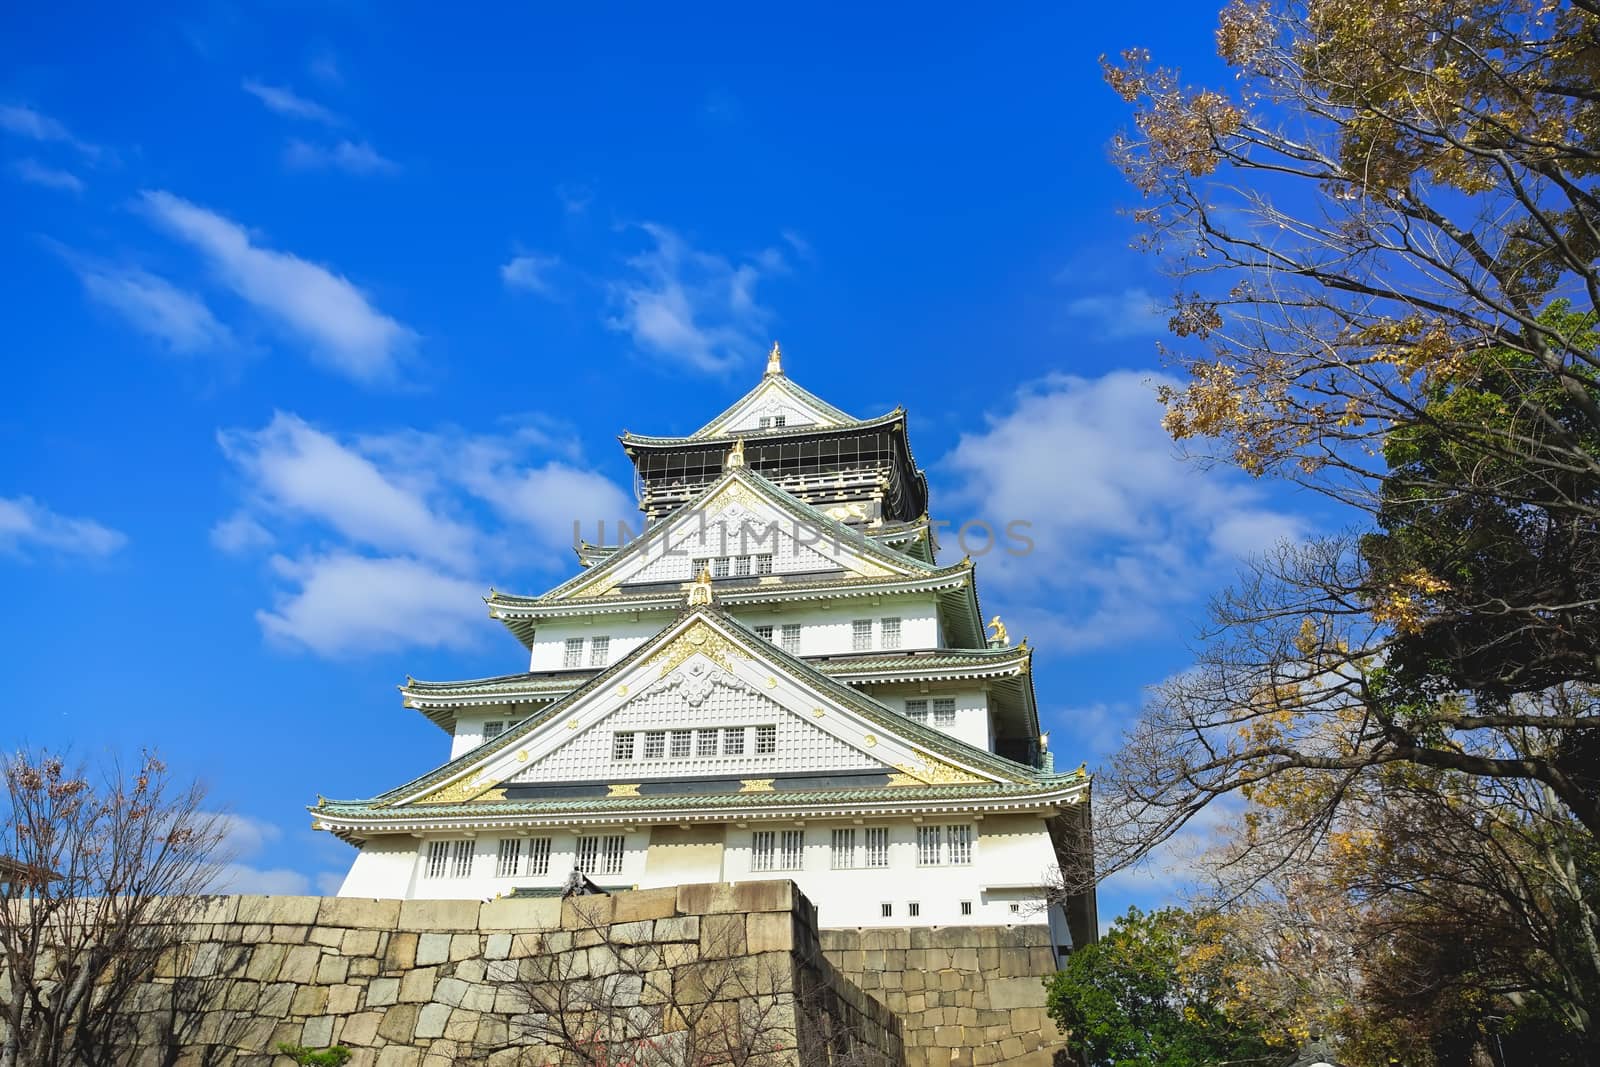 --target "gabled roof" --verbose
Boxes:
[319,605,1070,828]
